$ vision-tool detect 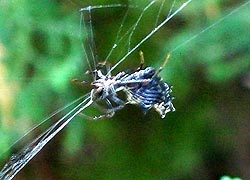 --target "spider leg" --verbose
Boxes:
[79,112,114,120]
[113,71,129,81]
[88,95,126,120]
[94,95,126,119]
[85,69,98,77]
[79,112,102,120]
[79,98,115,120]
[71,78,90,86]
[108,95,126,112]
[96,61,112,78]
[94,98,116,118]
[97,61,112,68]
[154,53,171,76]
[137,50,145,70]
